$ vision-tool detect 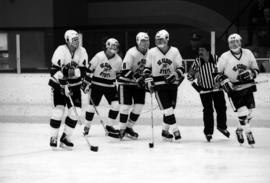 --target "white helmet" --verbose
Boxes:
[106,38,119,54]
[136,32,150,51]
[155,29,169,48]
[64,30,79,48]
[136,32,149,45]
[228,33,242,53]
